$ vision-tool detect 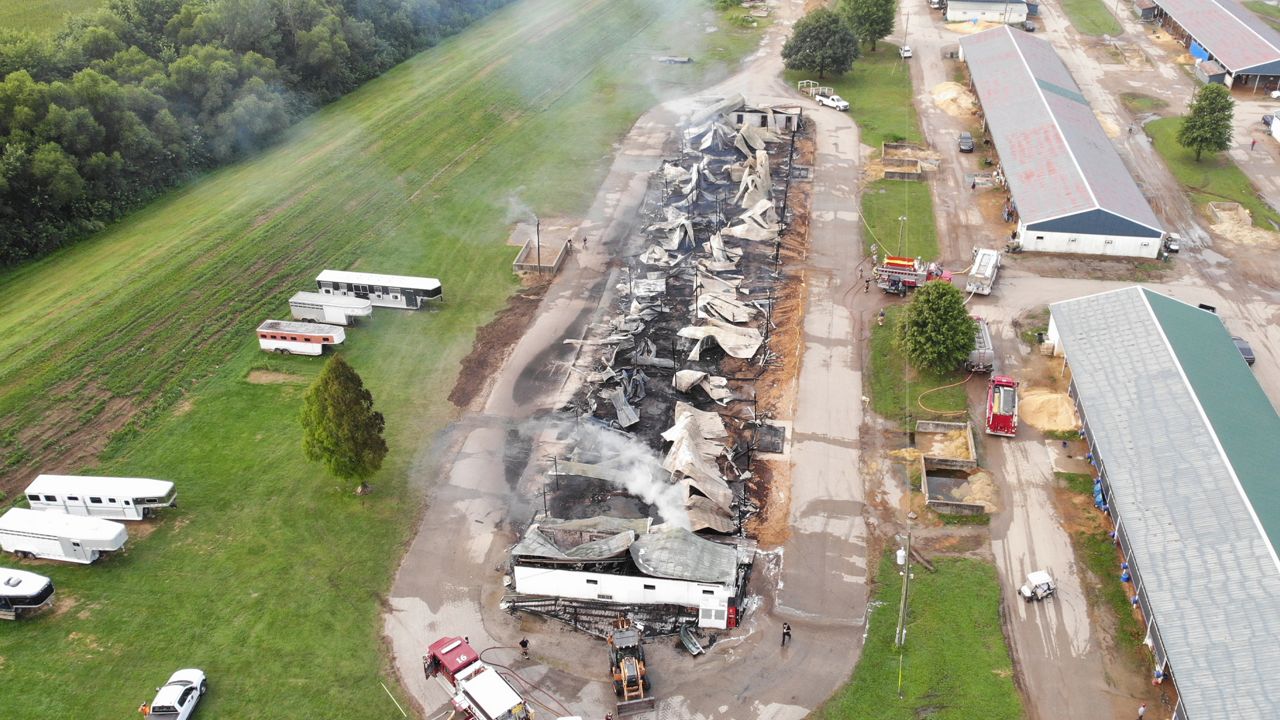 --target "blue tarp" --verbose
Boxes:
[1190,40,1209,61]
